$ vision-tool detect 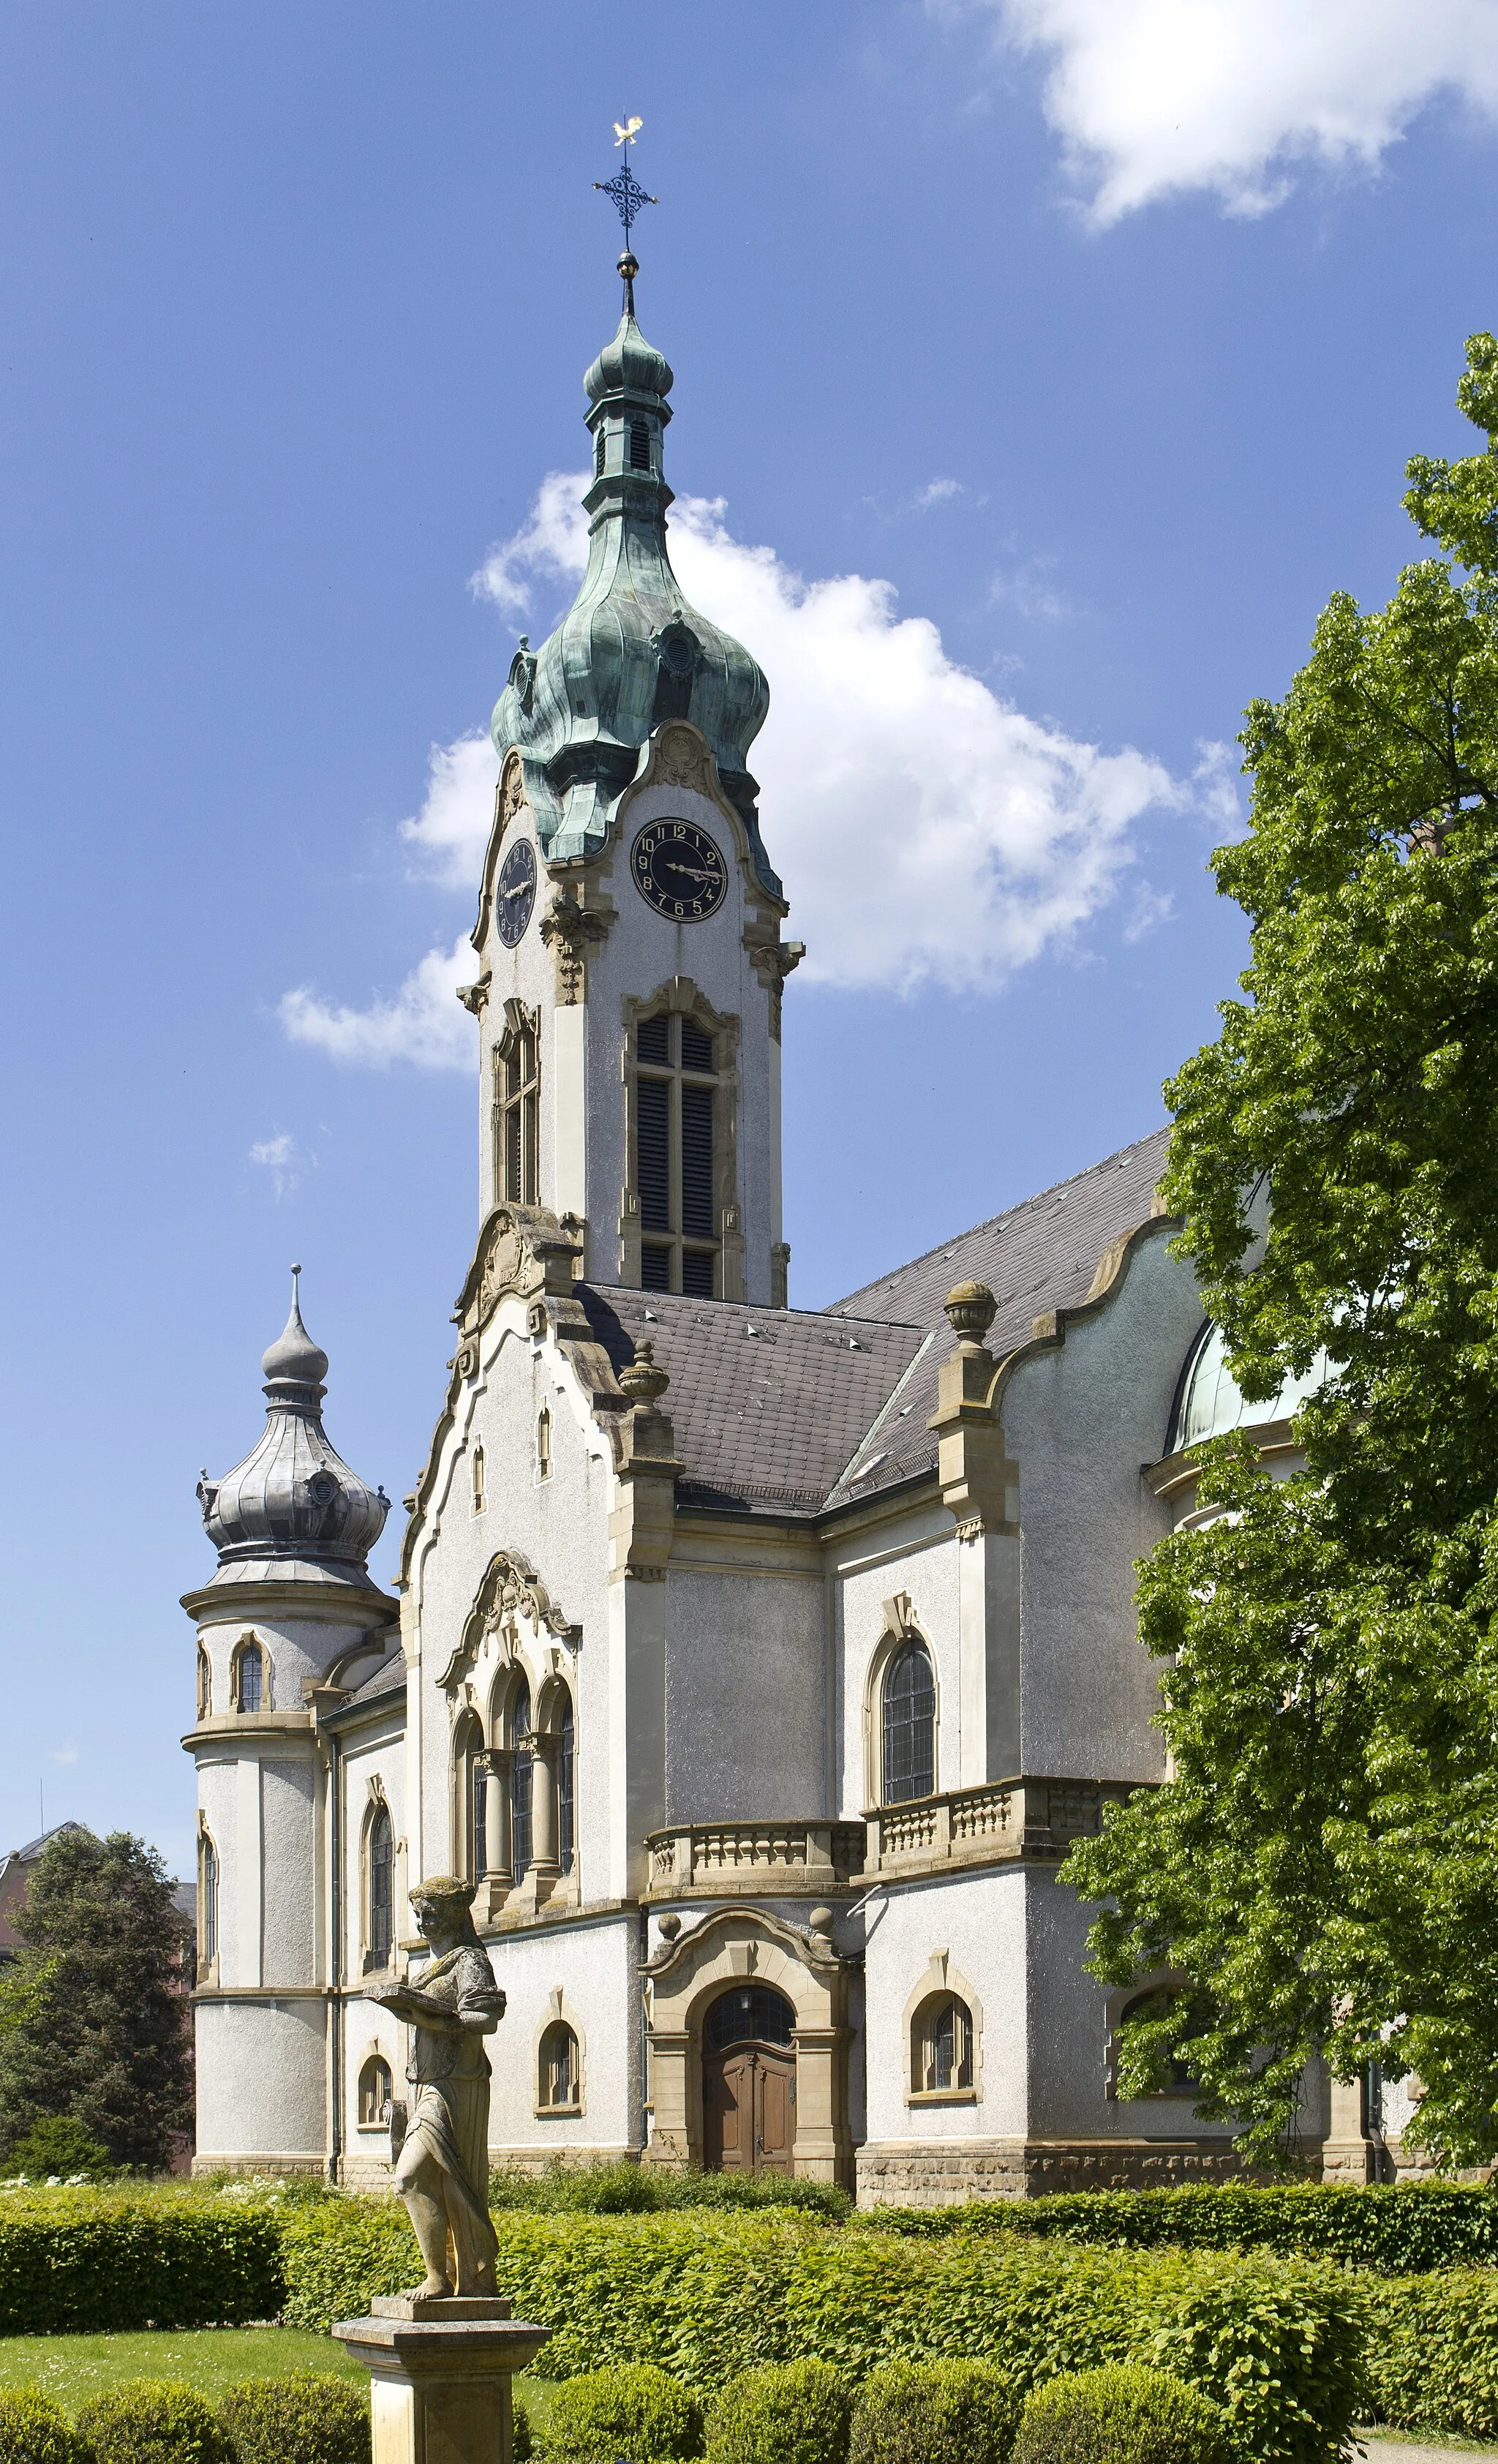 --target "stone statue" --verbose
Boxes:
[371,1875,503,2300]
